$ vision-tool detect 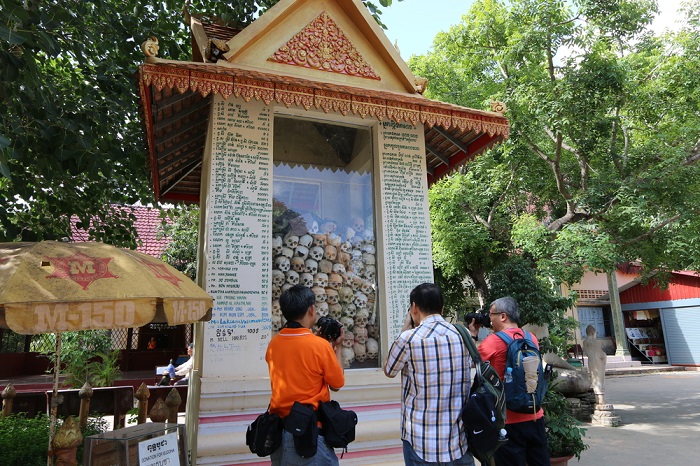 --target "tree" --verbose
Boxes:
[0,0,400,244]
[412,0,700,286]
[159,204,200,279]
